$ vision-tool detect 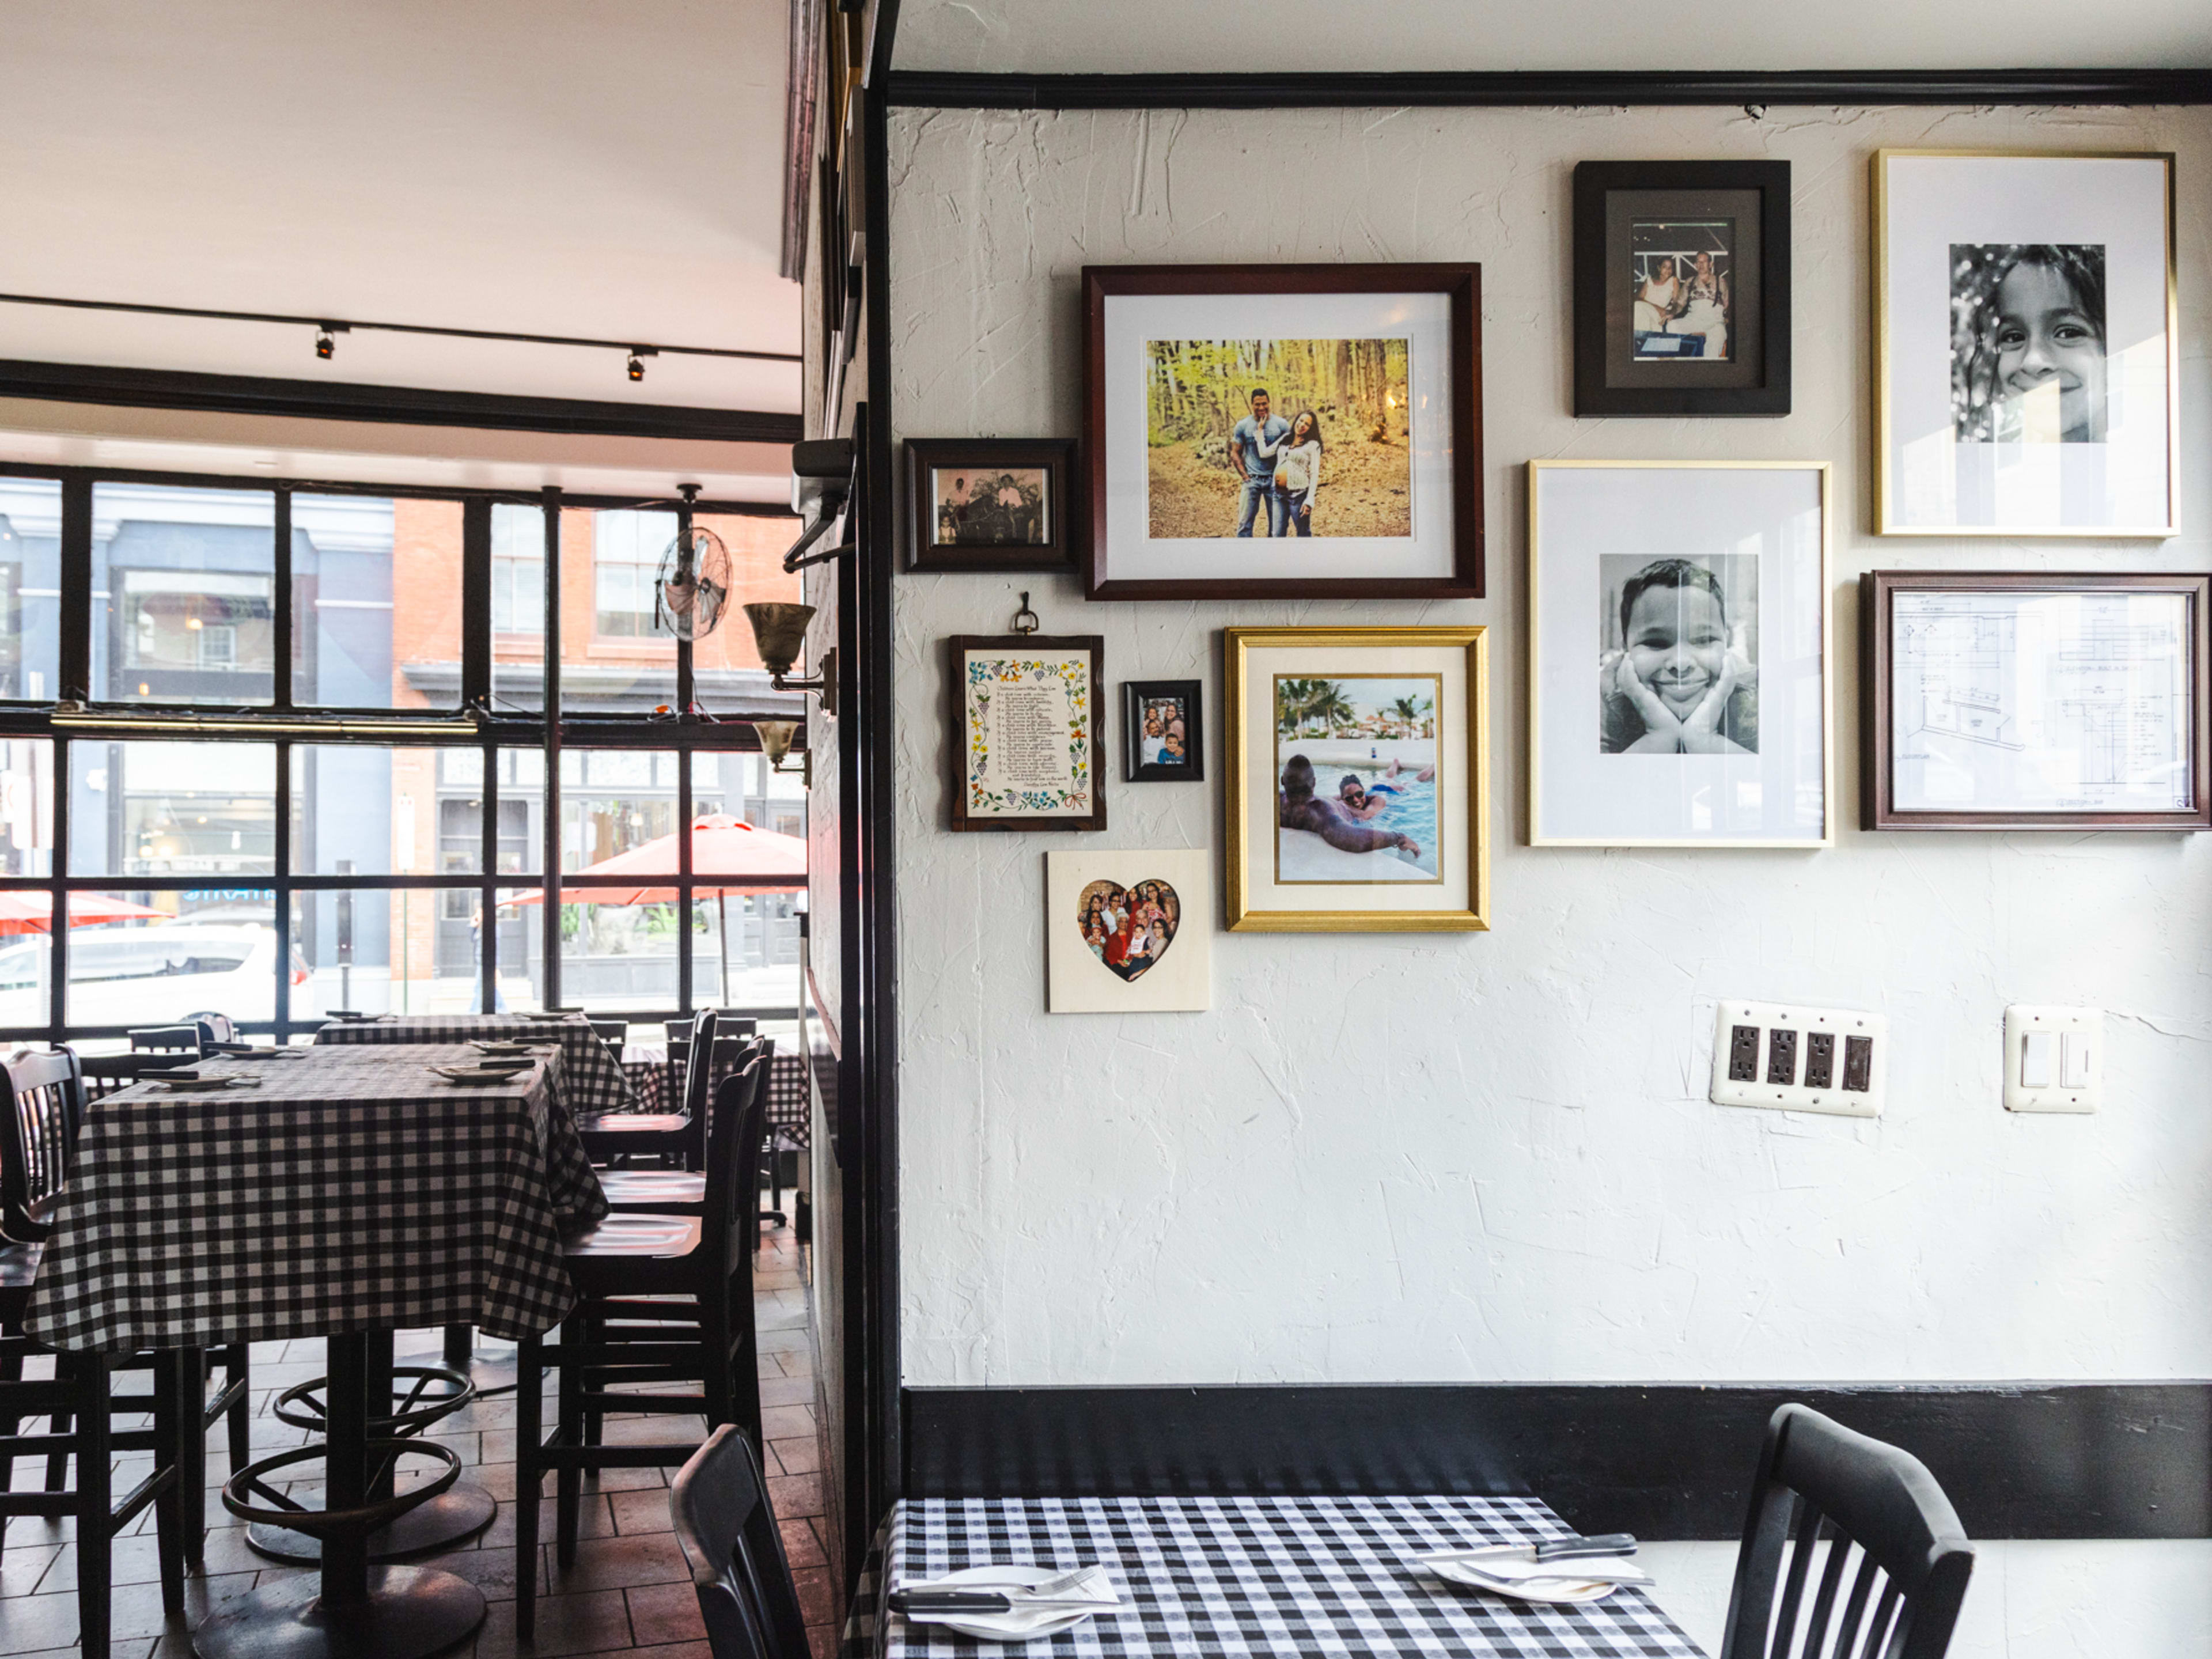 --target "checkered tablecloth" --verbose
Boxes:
[24,1043,608,1354]
[844,1495,1702,1659]
[622,1046,810,1146]
[316,1012,641,1115]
